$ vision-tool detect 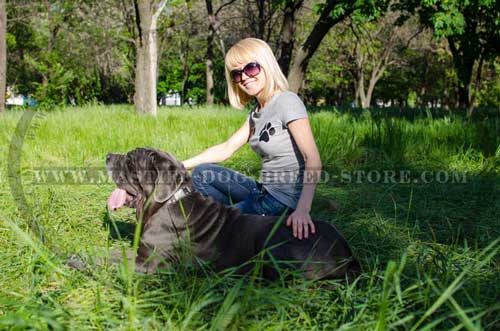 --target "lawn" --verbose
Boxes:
[0,105,499,330]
